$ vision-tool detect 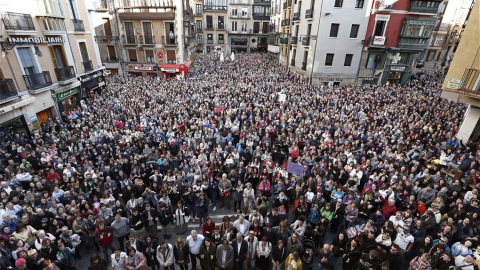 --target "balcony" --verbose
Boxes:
[54,66,76,83]
[398,37,429,50]
[71,19,84,32]
[163,35,177,45]
[92,0,108,11]
[409,1,441,14]
[287,0,292,7]
[83,60,93,72]
[293,12,300,21]
[203,5,227,11]
[2,12,36,34]
[207,39,214,44]
[123,35,137,45]
[301,62,306,70]
[369,36,387,47]
[139,35,155,45]
[444,69,480,98]
[23,72,52,91]
[302,36,310,46]
[253,14,270,20]
[305,9,314,19]
[101,57,118,62]
[218,24,225,30]
[279,37,288,44]
[0,79,19,103]
[291,36,298,45]
[94,36,119,42]
[281,19,290,26]
[206,24,214,30]
[290,59,295,66]
[218,40,225,44]
[230,0,250,4]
